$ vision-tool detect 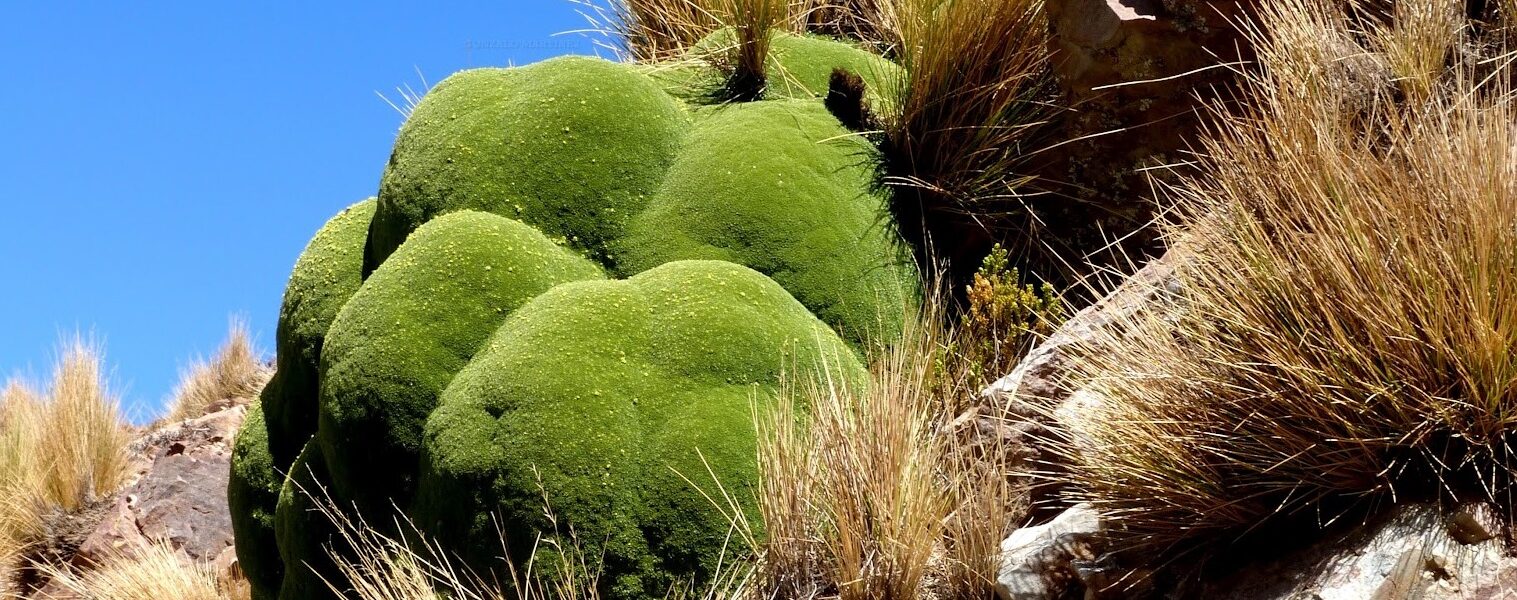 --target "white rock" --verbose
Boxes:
[997,503,1103,600]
